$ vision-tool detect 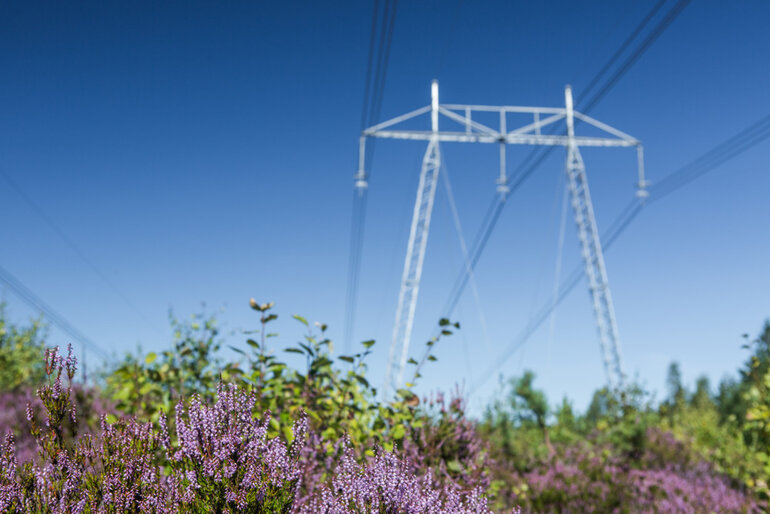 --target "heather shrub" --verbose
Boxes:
[516,429,760,513]
[0,384,112,465]
[1,345,306,512]
[102,299,491,501]
[1,343,494,513]
[481,370,762,512]
[295,438,492,514]
[400,388,491,493]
